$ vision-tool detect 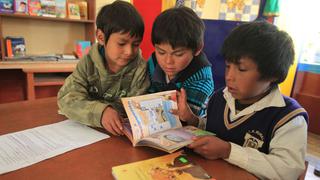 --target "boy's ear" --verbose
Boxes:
[194,42,204,56]
[96,29,105,45]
